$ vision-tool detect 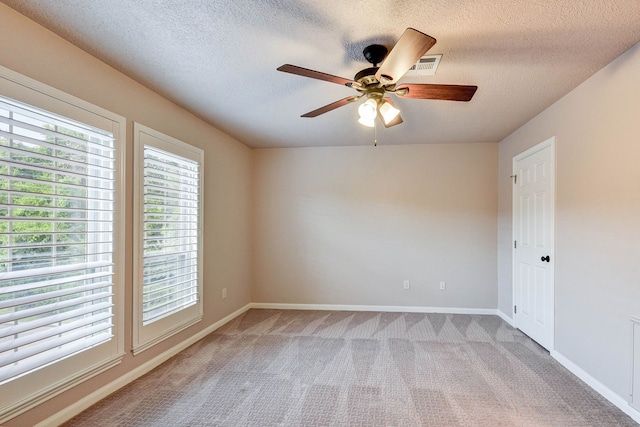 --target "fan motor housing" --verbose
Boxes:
[354,67,380,86]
